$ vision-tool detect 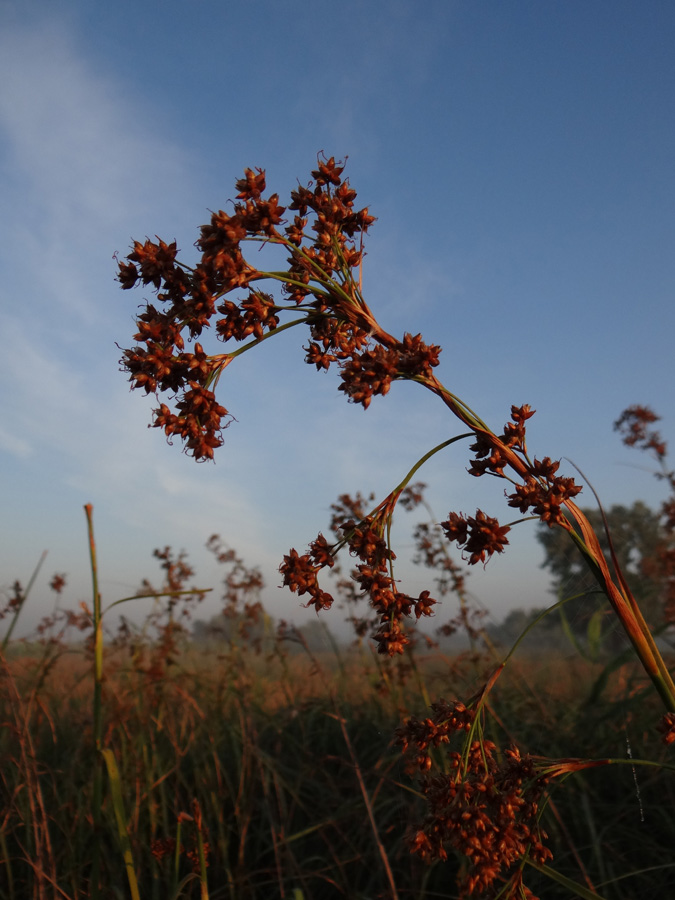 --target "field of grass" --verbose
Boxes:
[4,157,675,899]
[2,629,674,900]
